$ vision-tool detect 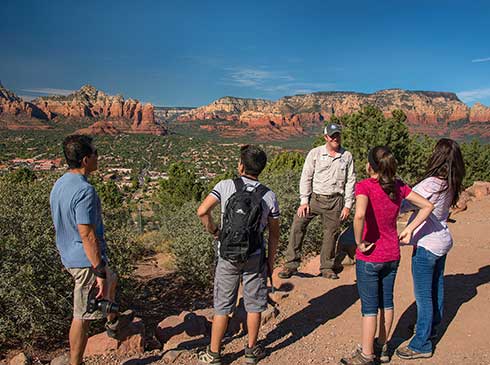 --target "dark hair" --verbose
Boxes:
[240,145,267,176]
[420,138,465,206]
[369,146,398,200]
[63,135,95,169]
